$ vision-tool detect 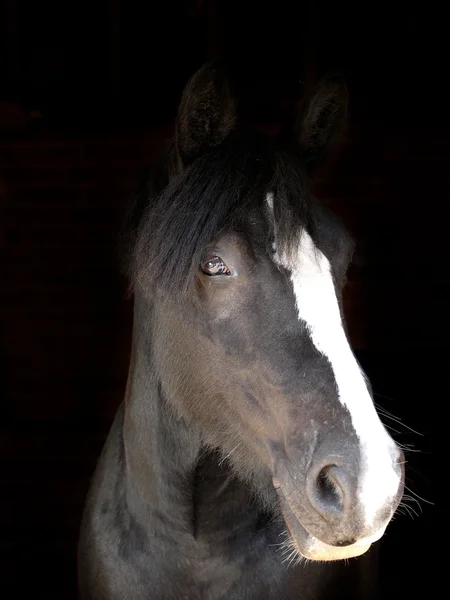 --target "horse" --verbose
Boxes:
[78,62,405,600]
